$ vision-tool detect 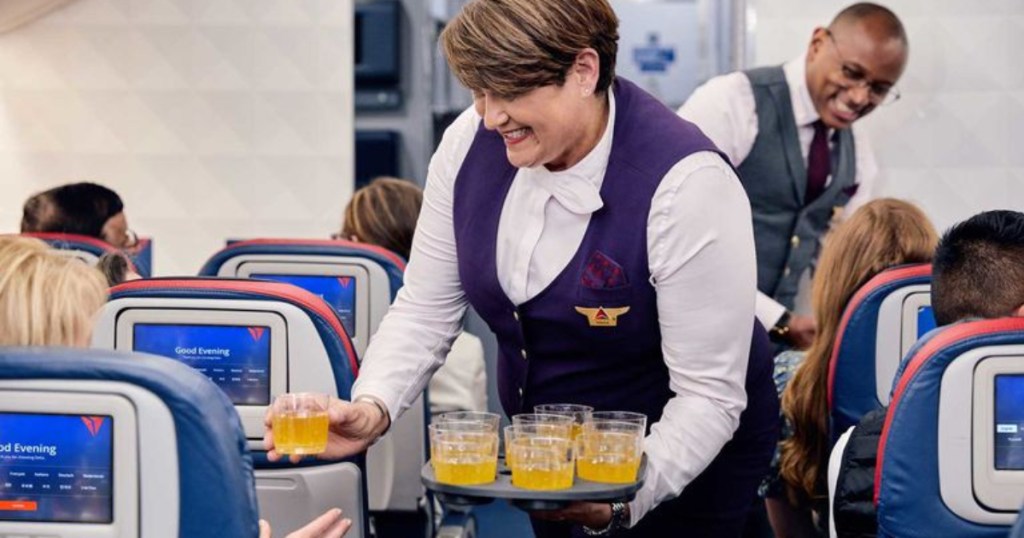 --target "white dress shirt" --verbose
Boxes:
[352,91,757,525]
[678,56,878,327]
[427,332,488,414]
